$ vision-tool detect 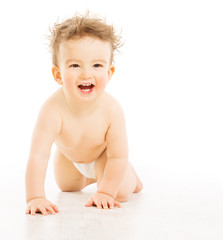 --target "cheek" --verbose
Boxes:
[96,74,109,89]
[63,71,76,88]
